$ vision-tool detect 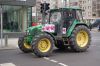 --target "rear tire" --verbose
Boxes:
[70,25,91,52]
[32,33,54,57]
